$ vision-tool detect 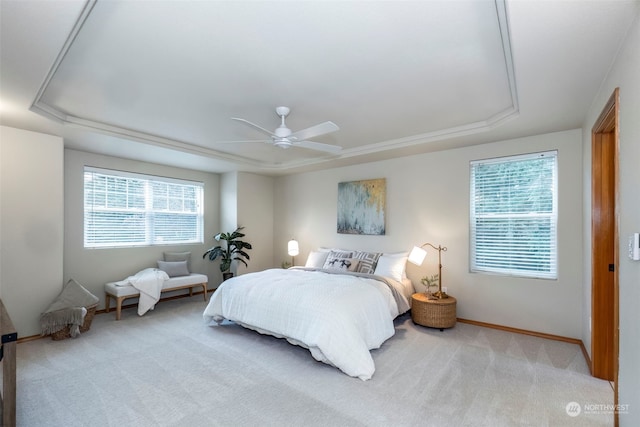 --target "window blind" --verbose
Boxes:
[470,151,558,279]
[84,167,204,248]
